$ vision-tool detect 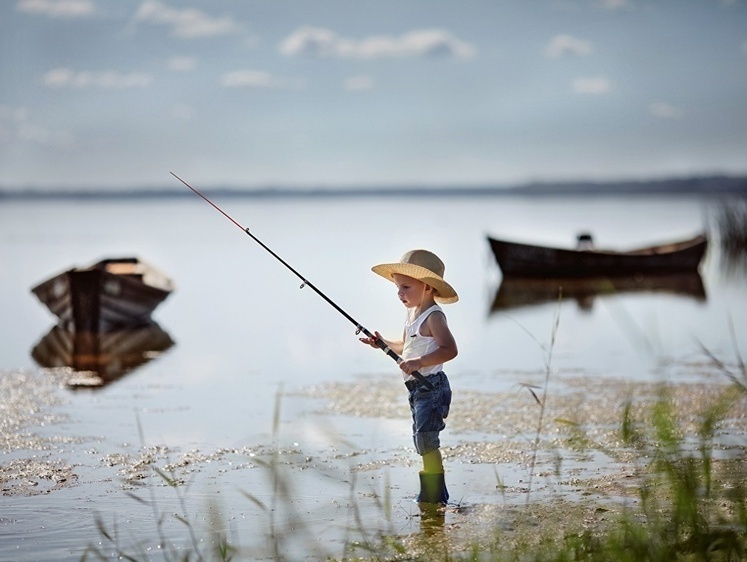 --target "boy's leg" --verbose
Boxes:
[422,448,444,474]
[410,373,451,504]
[418,447,449,504]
